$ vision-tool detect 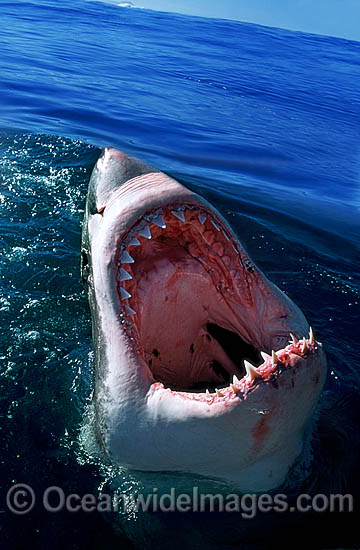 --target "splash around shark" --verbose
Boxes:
[81,147,327,492]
